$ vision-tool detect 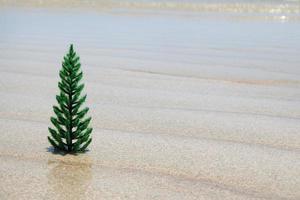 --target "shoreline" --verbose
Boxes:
[1,1,300,22]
